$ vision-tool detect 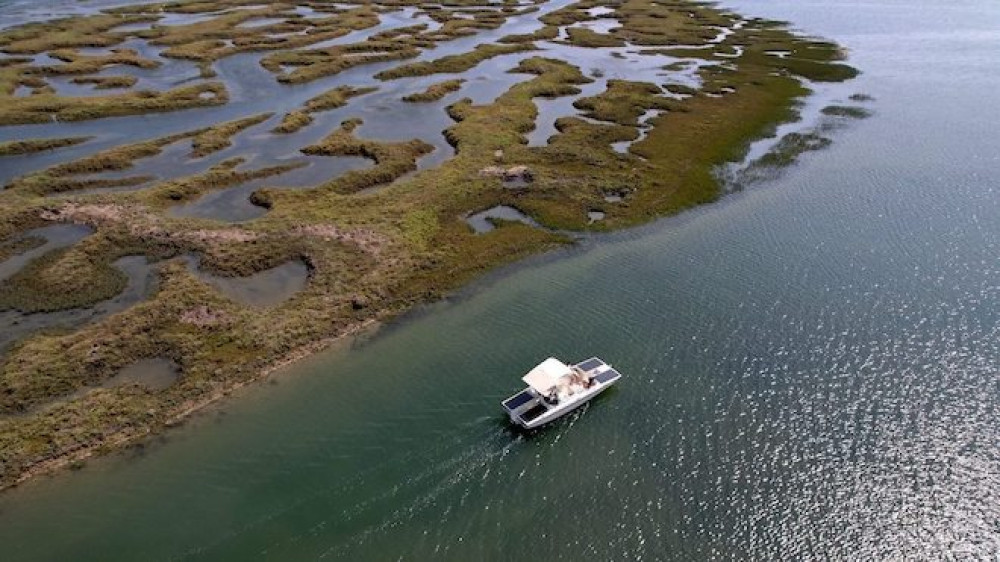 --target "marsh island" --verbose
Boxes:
[0,0,859,488]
